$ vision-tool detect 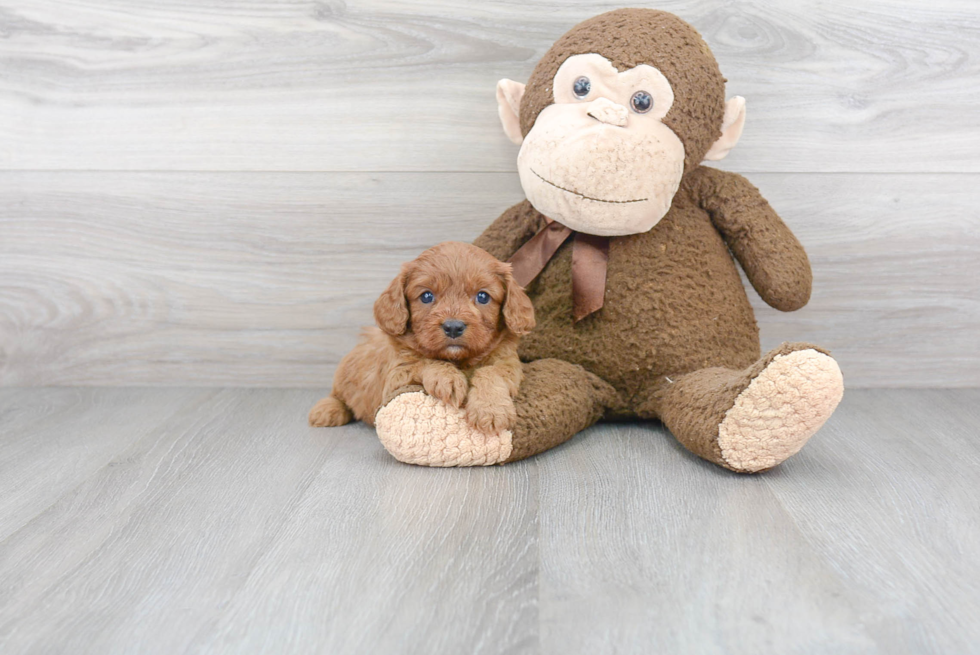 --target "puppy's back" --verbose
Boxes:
[332,327,399,426]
